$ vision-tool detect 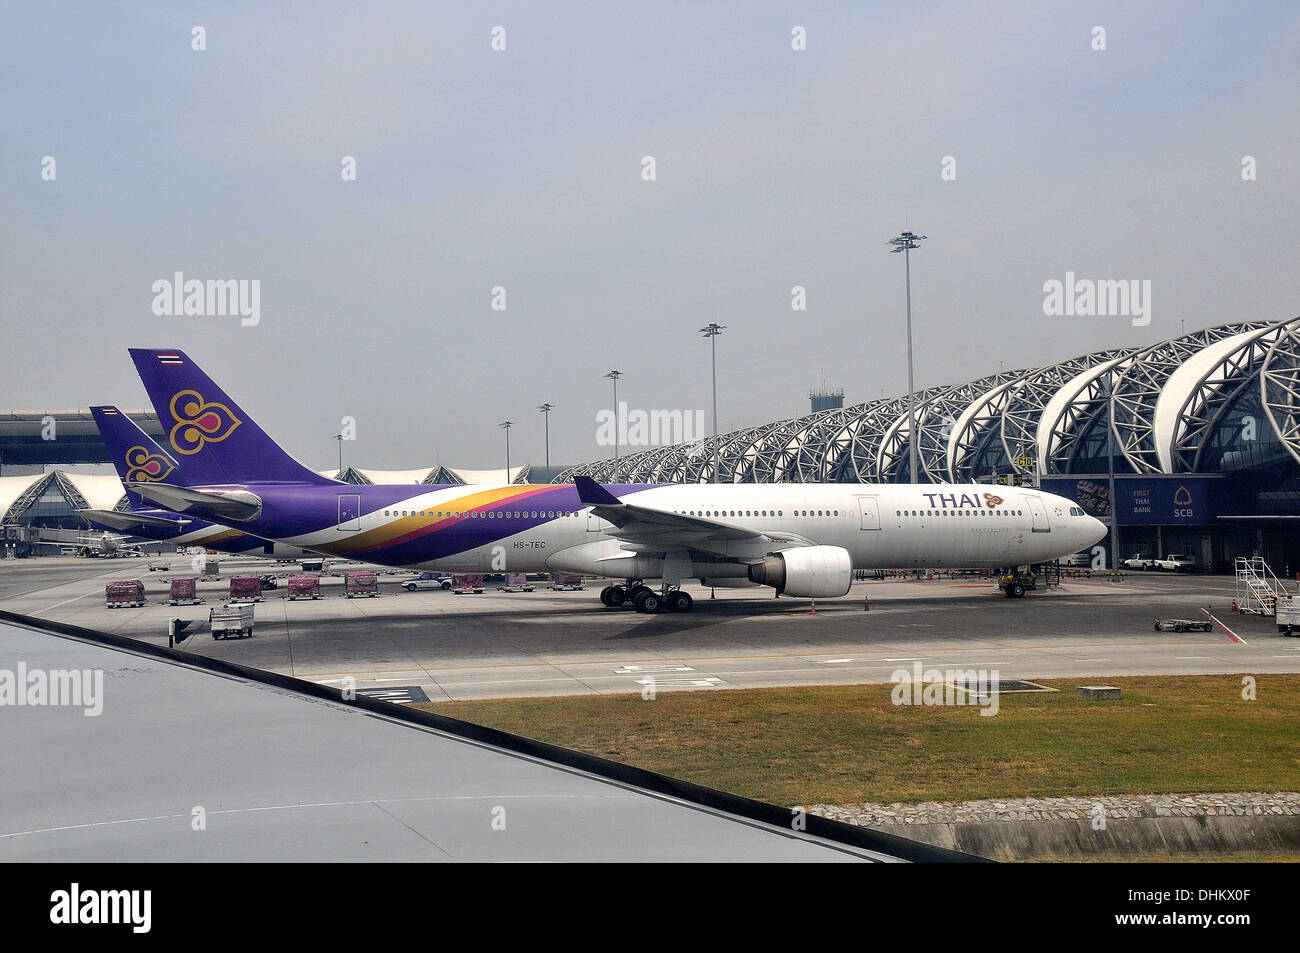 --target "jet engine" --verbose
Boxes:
[746,545,853,598]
